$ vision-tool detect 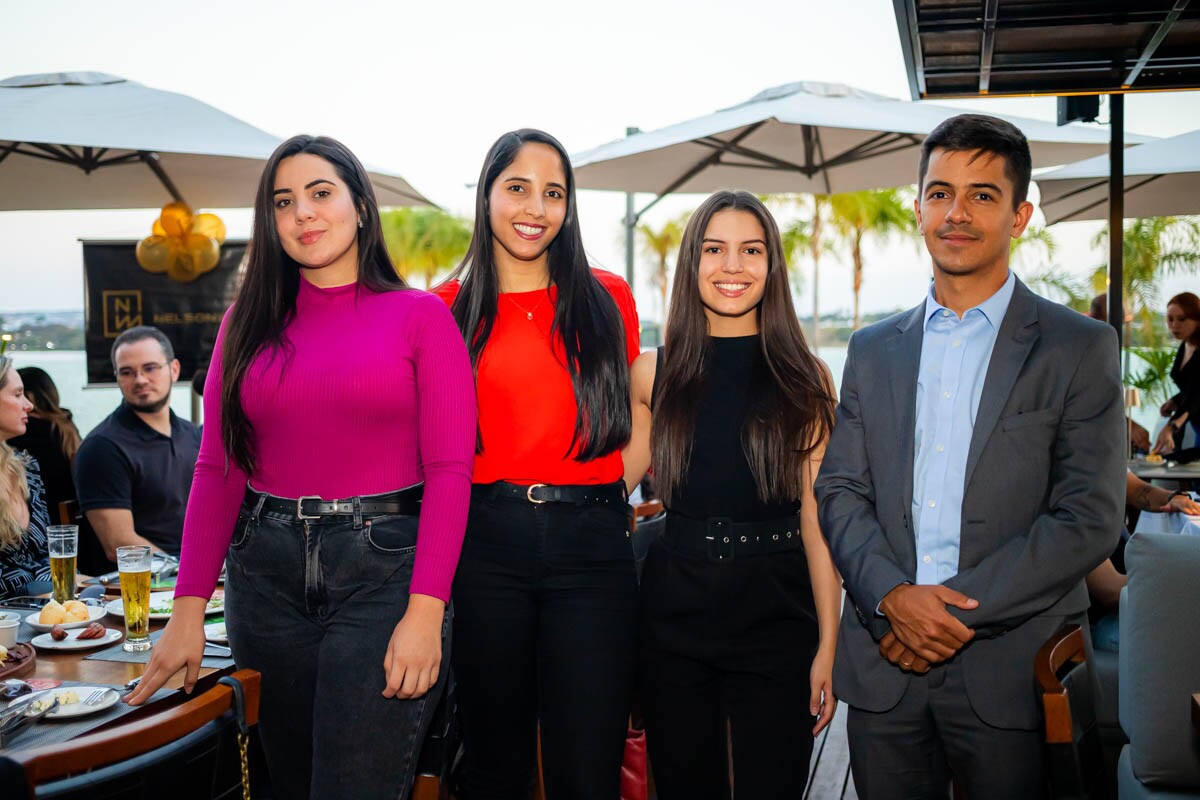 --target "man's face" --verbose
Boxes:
[114,338,179,413]
[914,148,1033,281]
